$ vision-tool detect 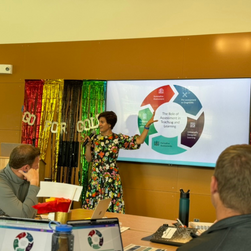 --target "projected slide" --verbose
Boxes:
[106,79,251,167]
[138,85,204,155]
